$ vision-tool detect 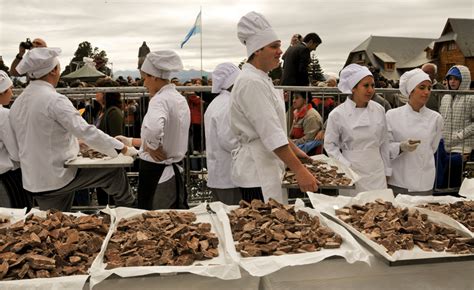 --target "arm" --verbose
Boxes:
[460,96,474,139]
[274,144,317,192]
[217,114,238,153]
[431,115,444,154]
[298,48,311,78]
[1,112,19,162]
[324,113,351,167]
[293,113,322,145]
[386,112,402,160]
[49,96,124,157]
[9,46,26,77]
[141,98,167,150]
[105,107,124,137]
